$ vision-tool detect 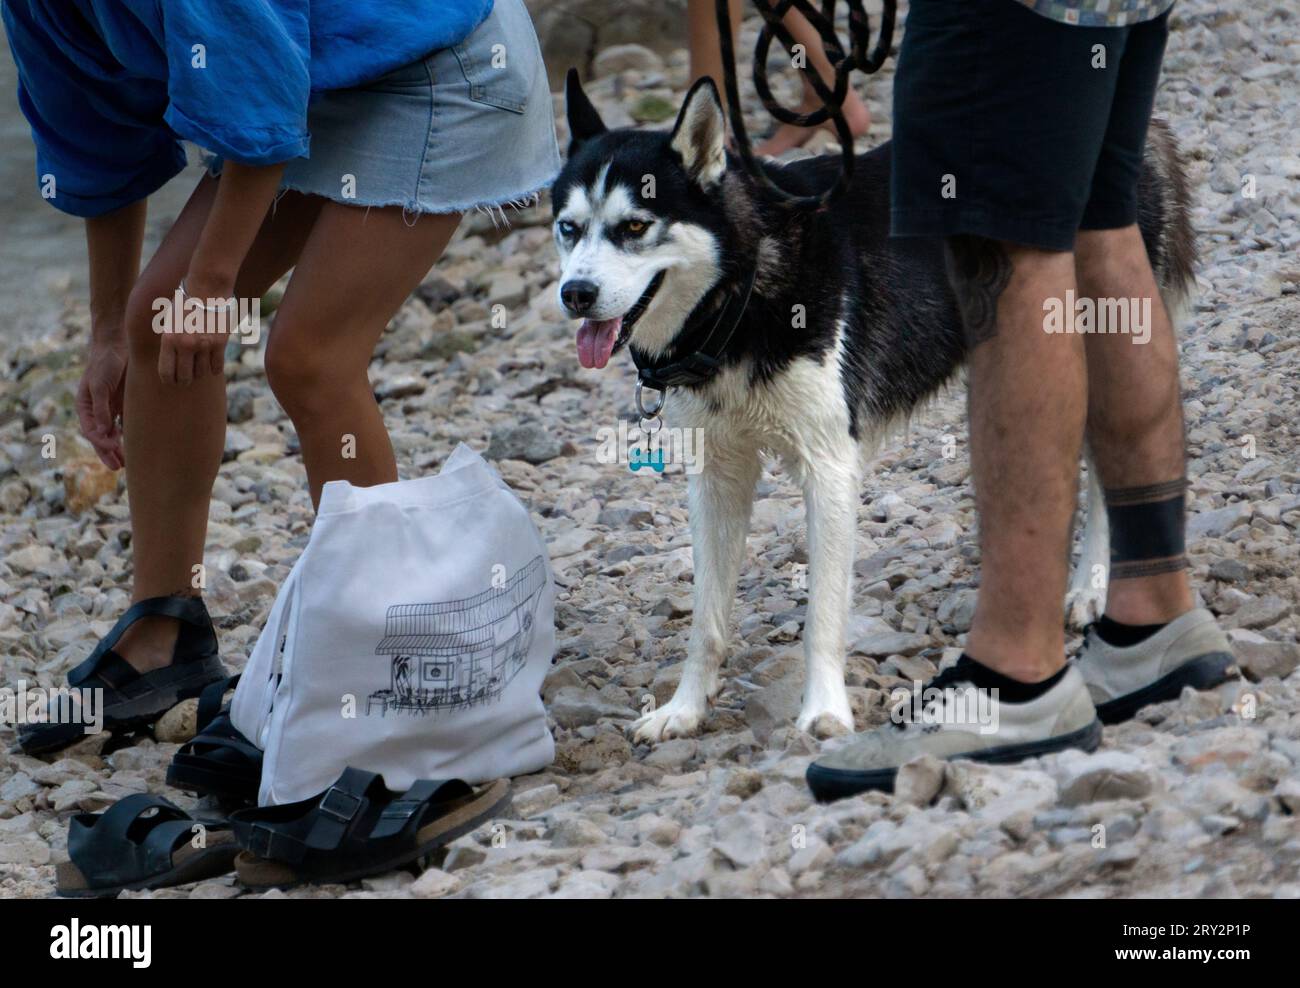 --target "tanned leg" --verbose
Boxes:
[120,179,322,671]
[688,0,743,94]
[264,204,461,506]
[1075,224,1193,624]
[686,0,870,155]
[948,236,1087,683]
